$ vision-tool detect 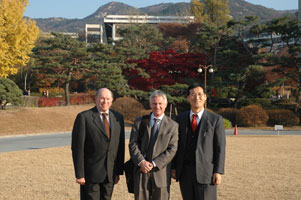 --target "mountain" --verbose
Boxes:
[228,0,295,21]
[31,0,296,33]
